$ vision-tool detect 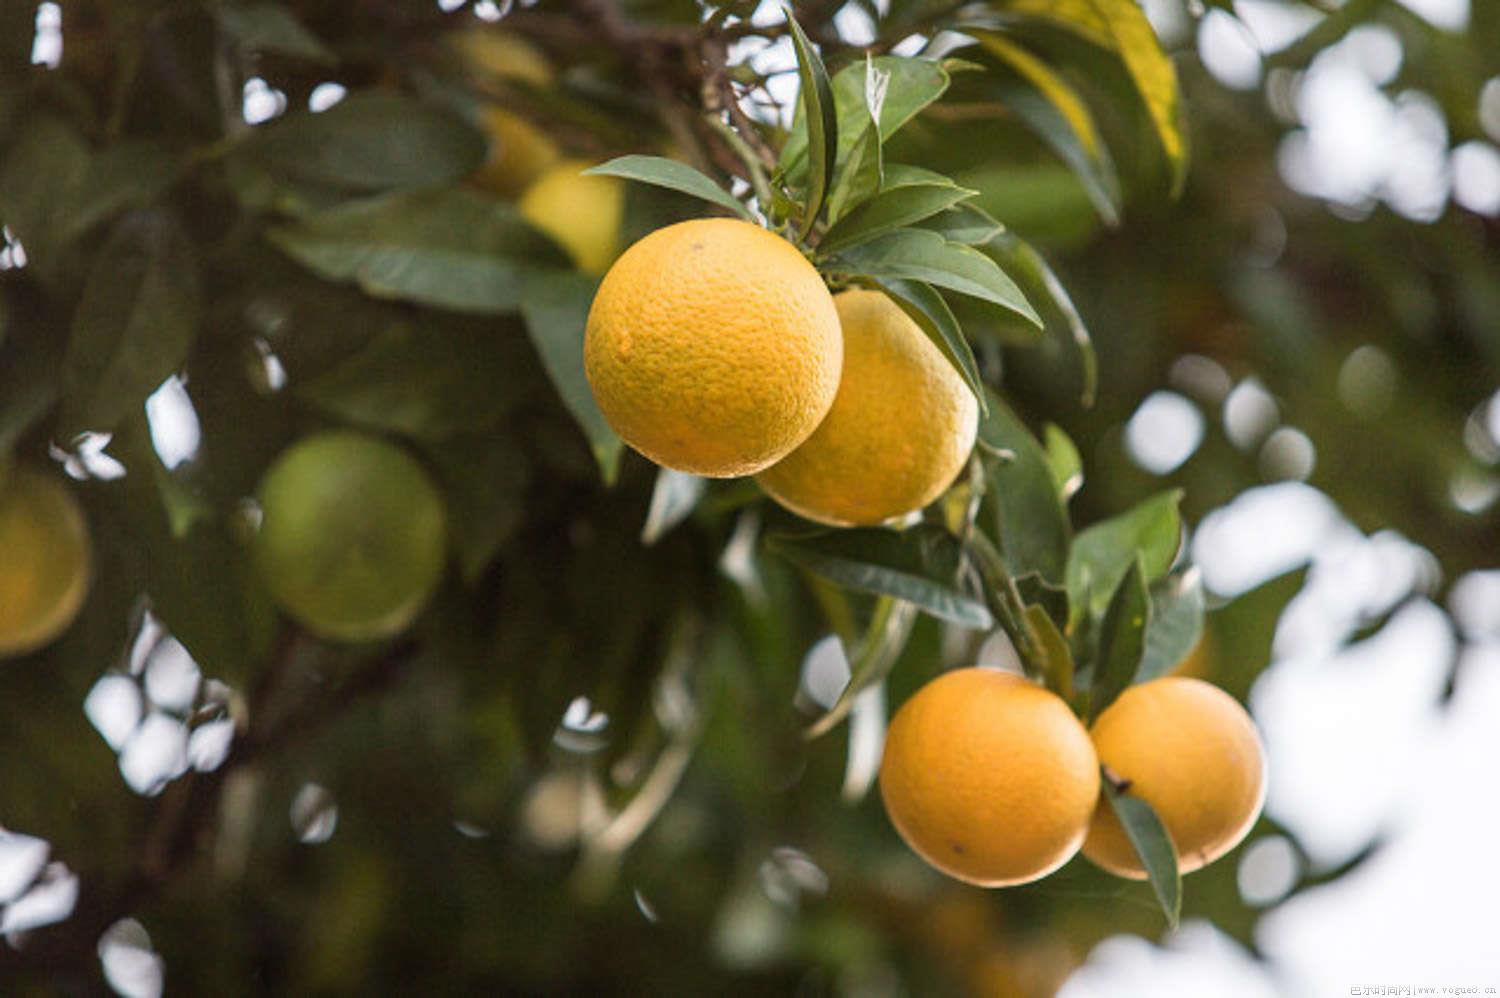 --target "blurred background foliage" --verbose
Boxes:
[0,0,1497,994]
